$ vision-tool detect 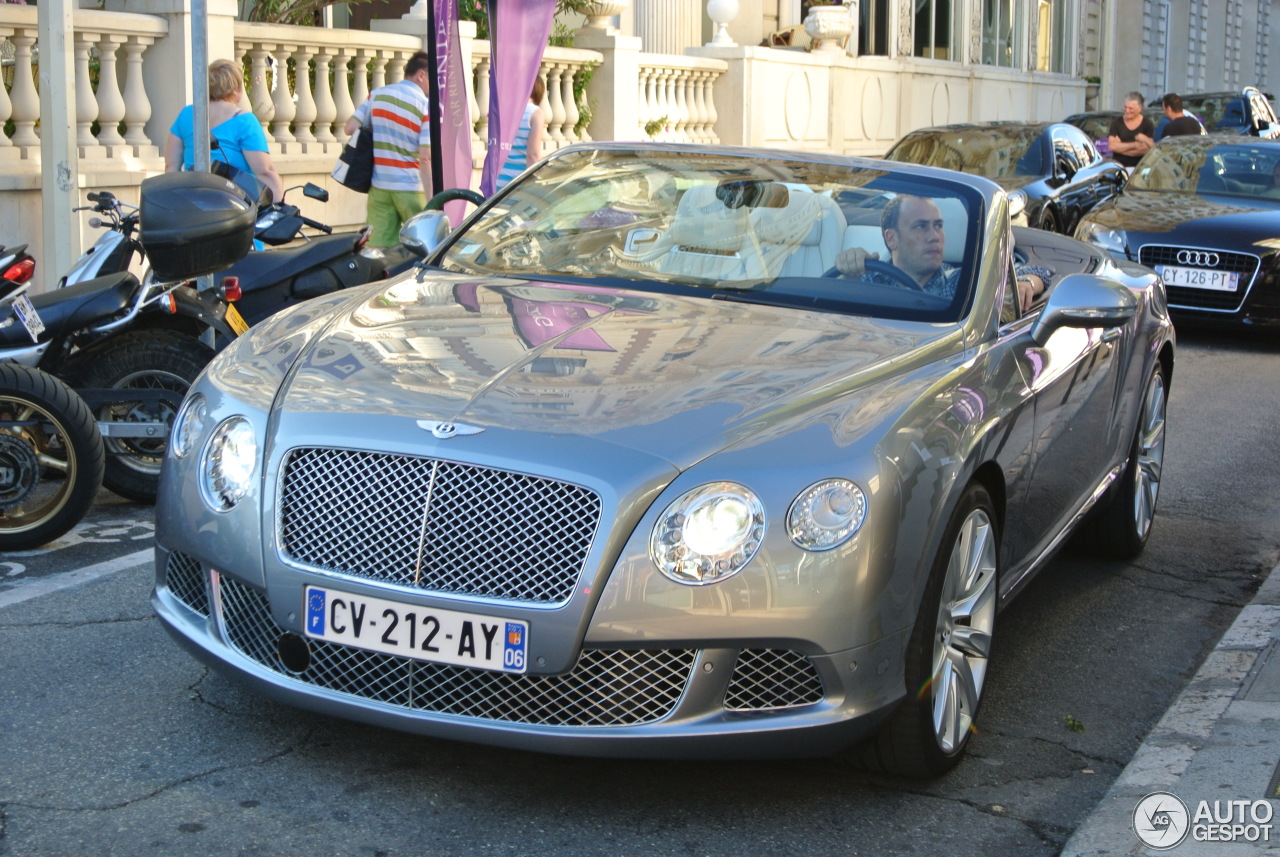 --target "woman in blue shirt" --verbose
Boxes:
[164,59,283,203]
